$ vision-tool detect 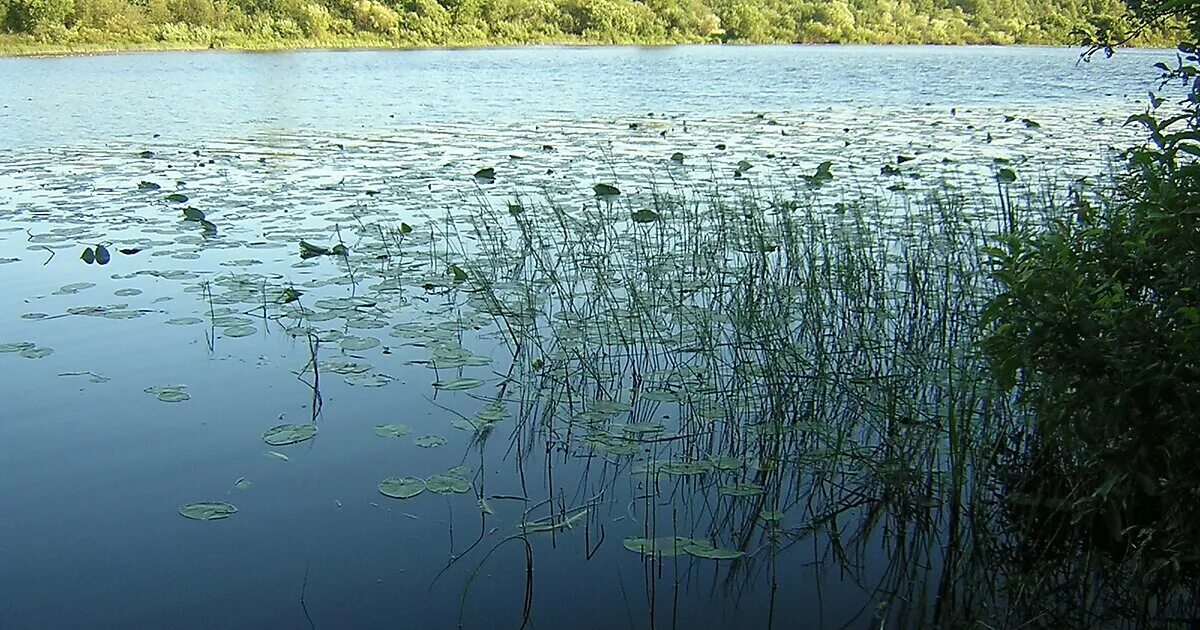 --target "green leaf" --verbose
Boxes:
[179,502,237,521]
[81,247,95,264]
[630,209,660,223]
[262,423,318,446]
[94,245,111,265]
[299,240,330,257]
[718,482,764,497]
[414,434,447,448]
[432,377,484,391]
[683,540,744,560]
[997,168,1018,184]
[379,477,426,499]
[182,207,205,221]
[474,167,496,181]
[622,536,691,558]
[426,473,471,494]
[374,423,411,438]
[165,193,189,203]
[593,183,620,196]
